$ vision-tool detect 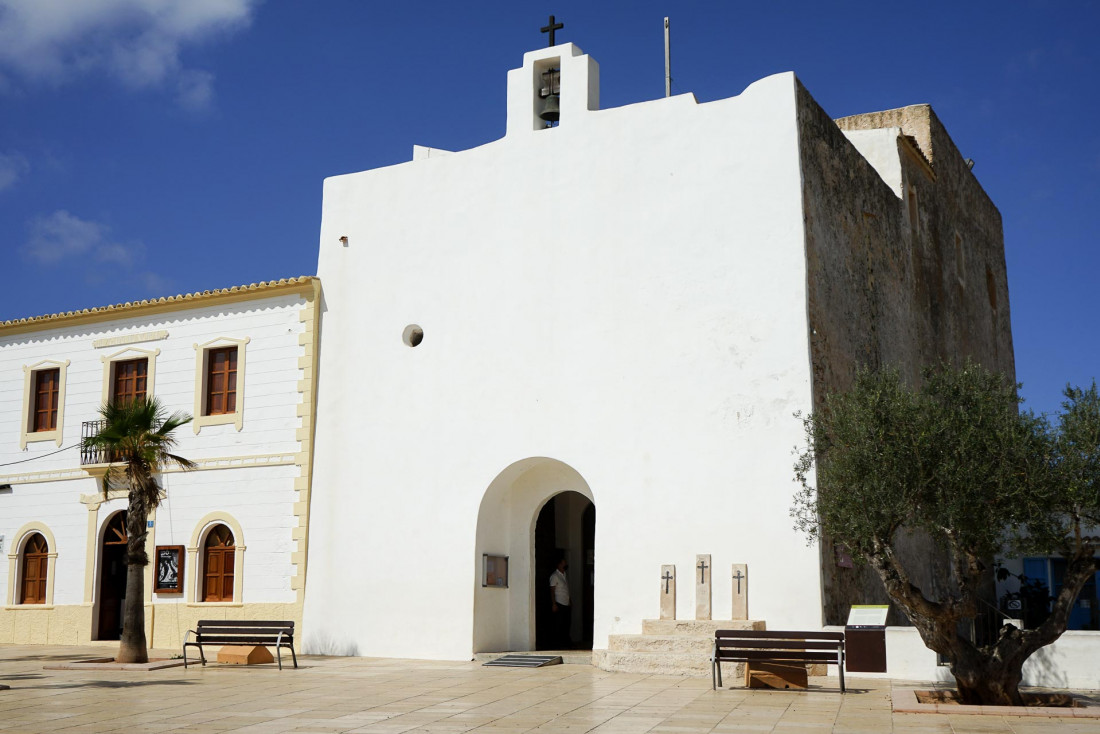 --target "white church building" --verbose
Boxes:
[302,42,1014,670]
[4,41,1044,679]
